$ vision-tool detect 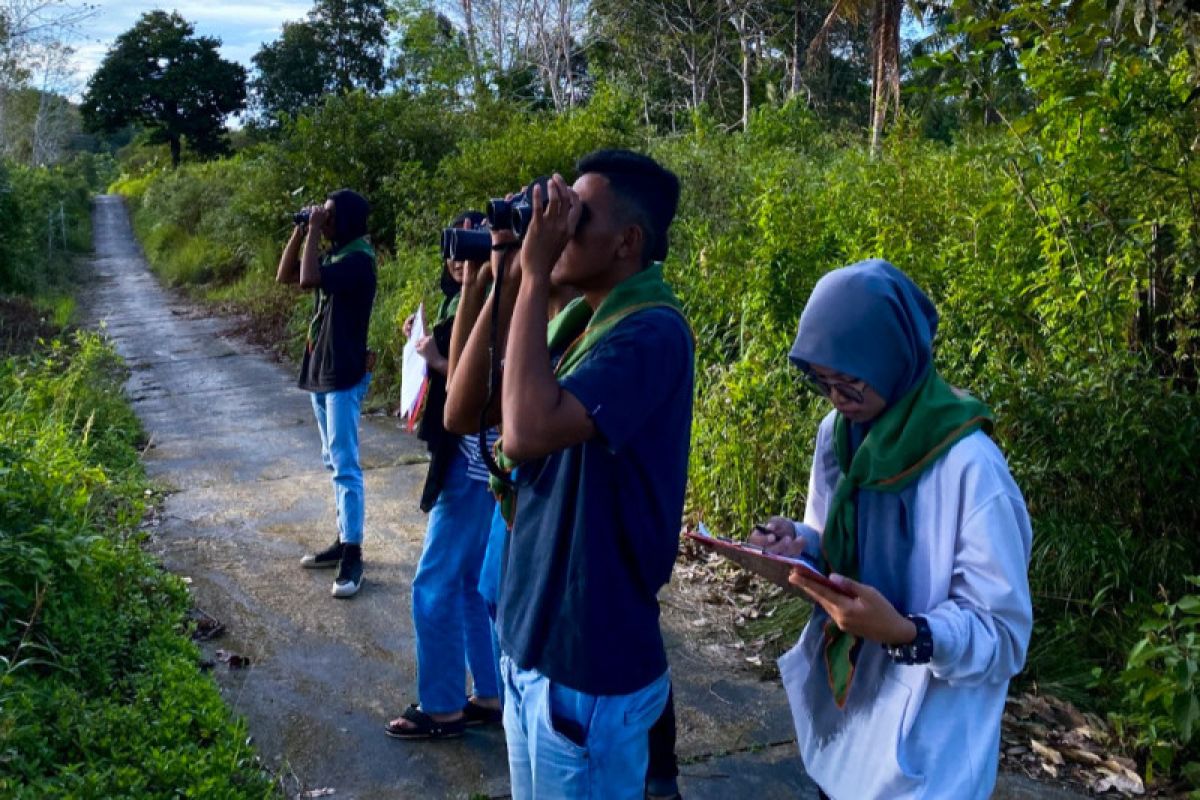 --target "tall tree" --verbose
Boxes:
[1,0,94,163]
[82,12,246,167]
[251,21,326,120]
[391,5,474,101]
[250,0,389,122]
[808,0,908,154]
[308,0,390,93]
